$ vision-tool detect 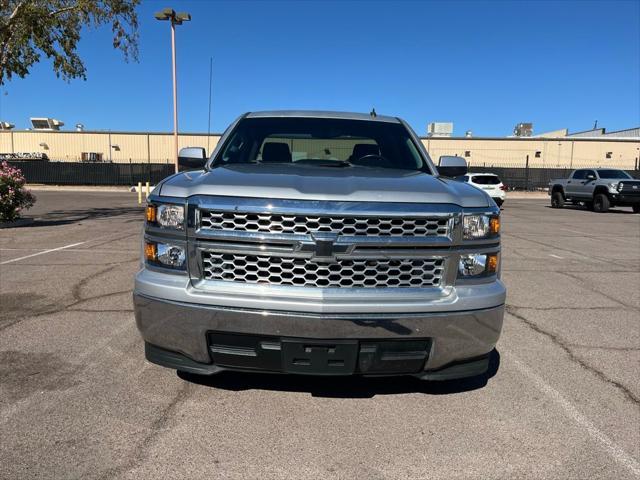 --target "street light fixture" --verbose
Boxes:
[155,8,191,173]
